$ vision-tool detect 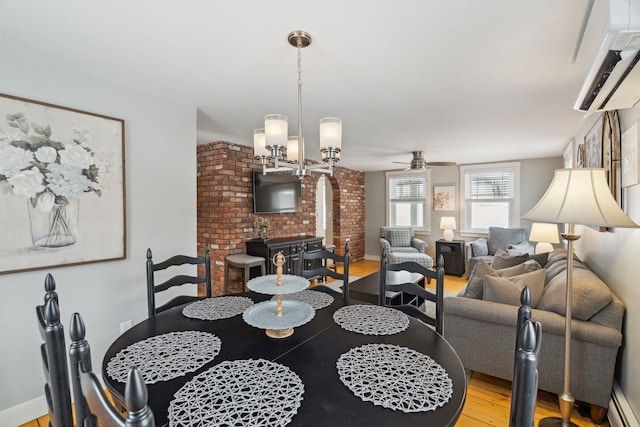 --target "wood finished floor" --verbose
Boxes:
[21,259,608,427]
